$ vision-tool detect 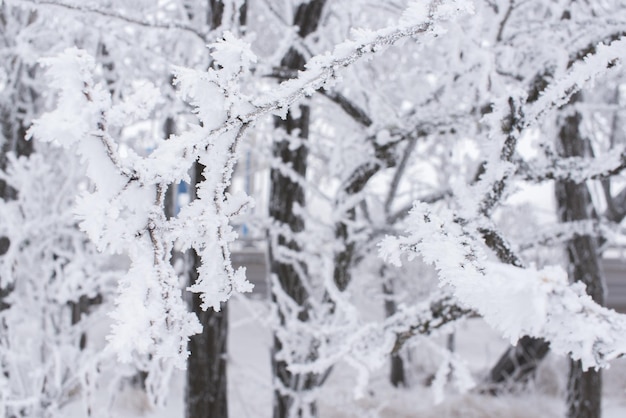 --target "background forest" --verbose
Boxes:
[1,0,626,417]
